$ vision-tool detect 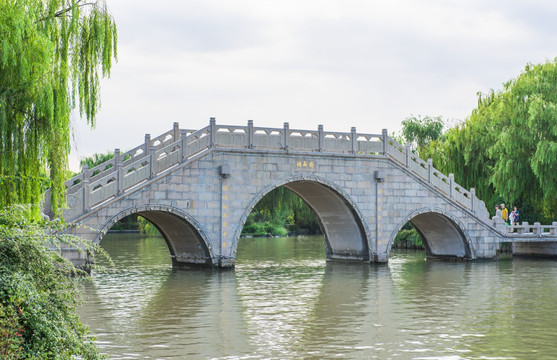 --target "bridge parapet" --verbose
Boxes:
[214,121,385,154]
[504,222,557,237]
[47,118,486,224]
